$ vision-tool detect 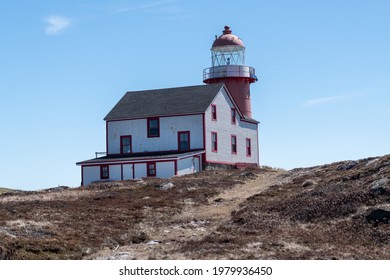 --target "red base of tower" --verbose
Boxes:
[204,77,255,118]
